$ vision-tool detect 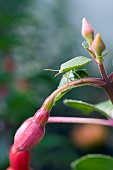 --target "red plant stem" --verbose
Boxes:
[98,63,113,104]
[49,78,105,99]
[105,84,113,104]
[48,117,113,127]
[99,63,108,82]
[42,77,105,112]
[84,40,113,103]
